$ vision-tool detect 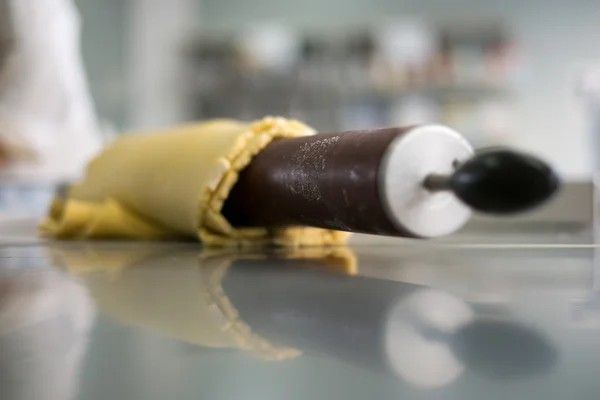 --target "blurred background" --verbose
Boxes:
[2,0,600,222]
[78,0,600,180]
